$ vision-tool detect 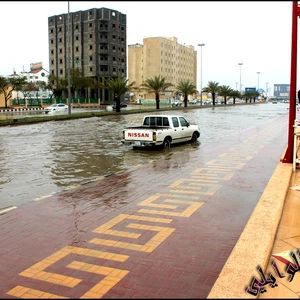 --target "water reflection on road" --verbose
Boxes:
[0,103,290,209]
